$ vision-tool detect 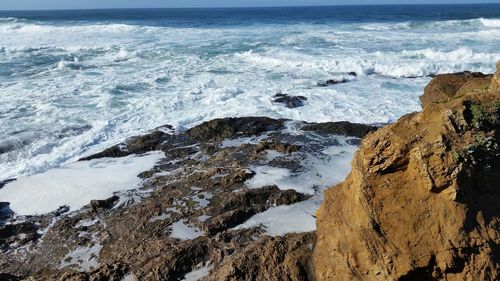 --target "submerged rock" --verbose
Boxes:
[313,65,500,280]
[0,179,16,189]
[272,93,307,108]
[317,72,357,87]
